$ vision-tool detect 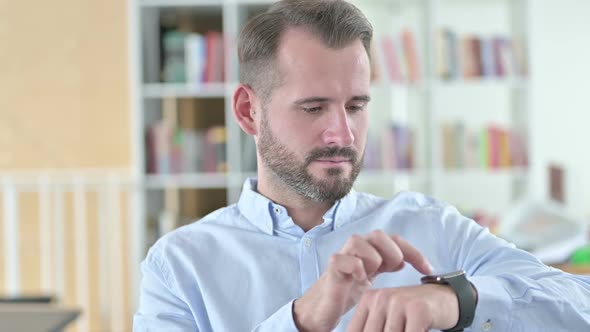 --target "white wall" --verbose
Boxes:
[529,0,590,221]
